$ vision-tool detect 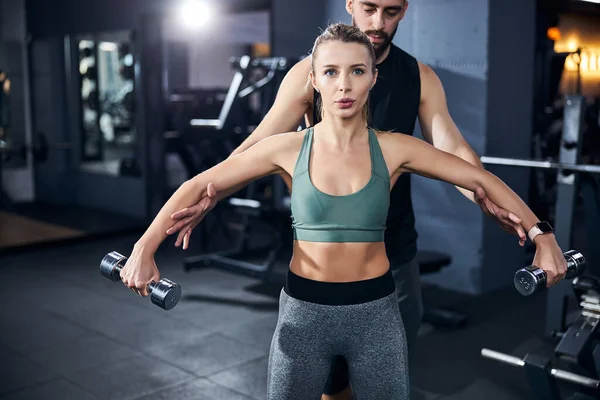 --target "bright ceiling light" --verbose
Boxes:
[179,0,212,30]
